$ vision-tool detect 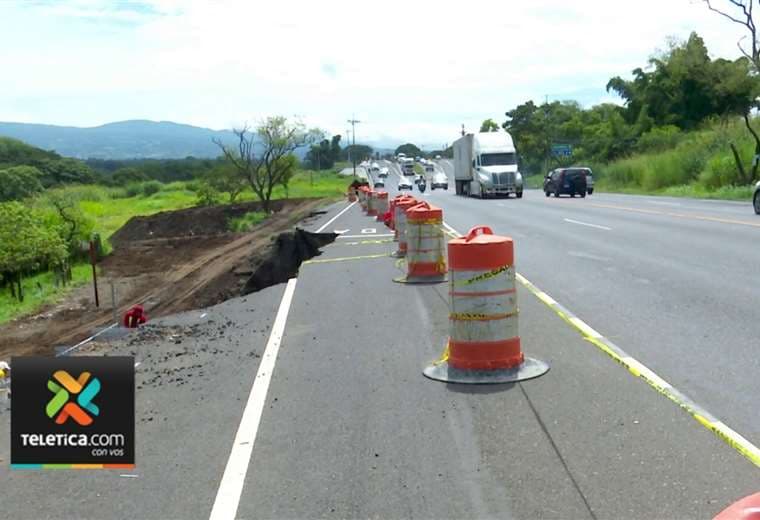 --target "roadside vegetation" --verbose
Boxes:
[228,211,268,232]
[498,25,760,199]
[0,117,354,323]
